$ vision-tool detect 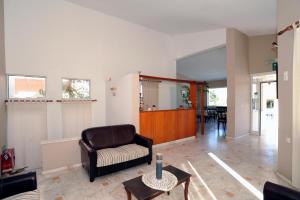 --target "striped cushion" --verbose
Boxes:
[97,144,149,167]
[3,190,39,200]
